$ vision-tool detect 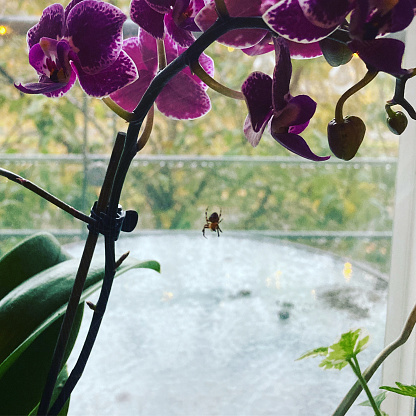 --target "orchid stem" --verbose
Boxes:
[137,105,154,151]
[334,70,378,123]
[102,97,138,122]
[214,0,229,18]
[37,132,126,416]
[0,168,93,225]
[157,39,167,71]
[191,61,244,100]
[333,301,416,416]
